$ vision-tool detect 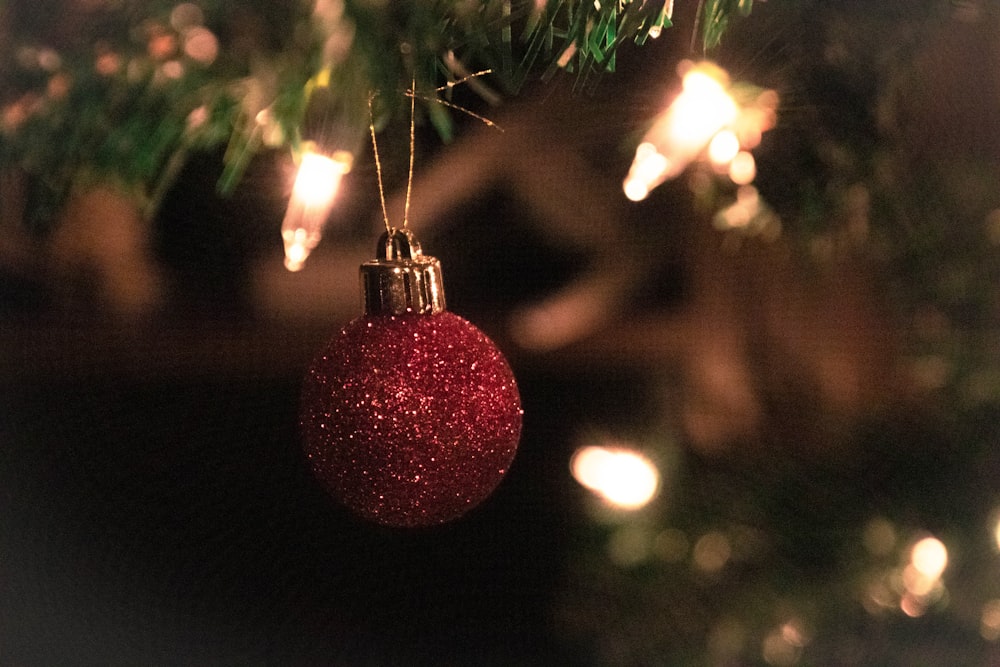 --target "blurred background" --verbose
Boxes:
[3,0,1000,664]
